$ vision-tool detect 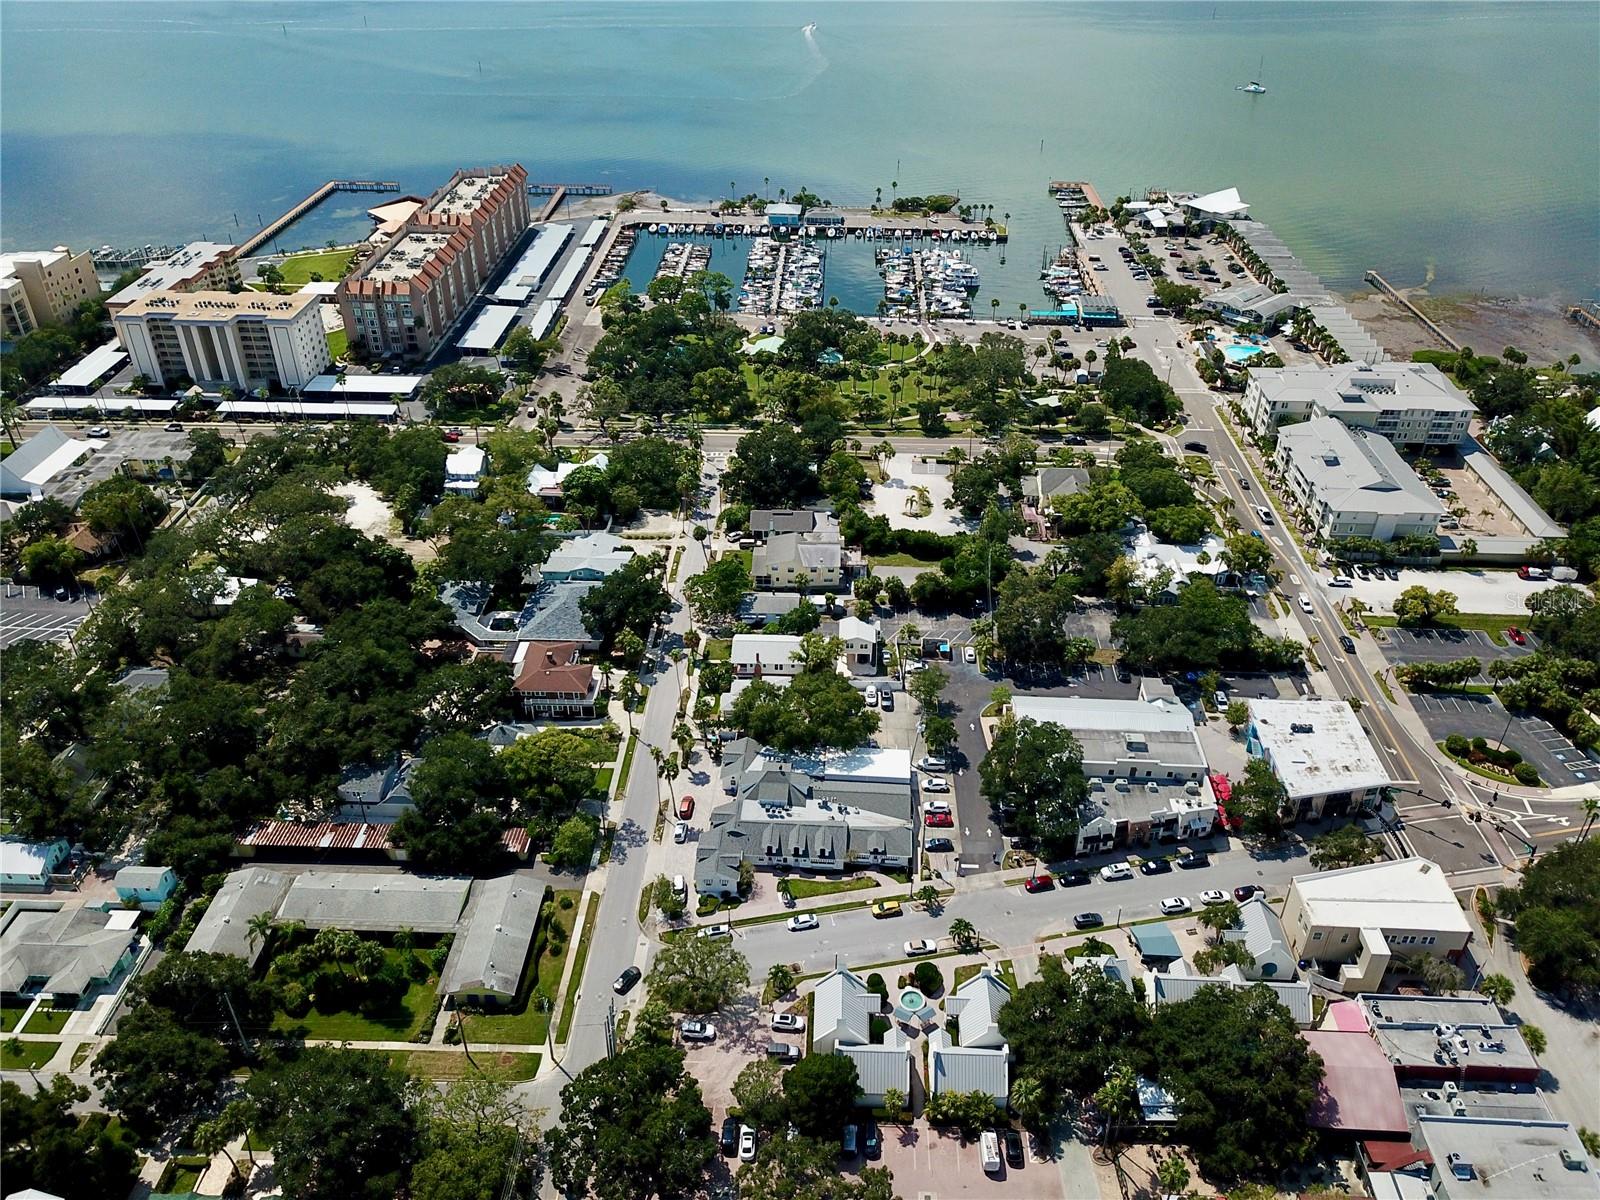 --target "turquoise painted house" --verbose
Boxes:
[113,865,177,909]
